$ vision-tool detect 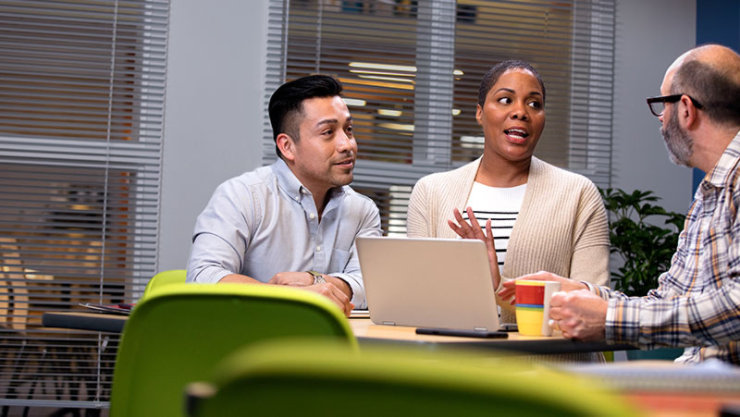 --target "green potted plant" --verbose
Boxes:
[599,188,686,359]
[600,188,686,296]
